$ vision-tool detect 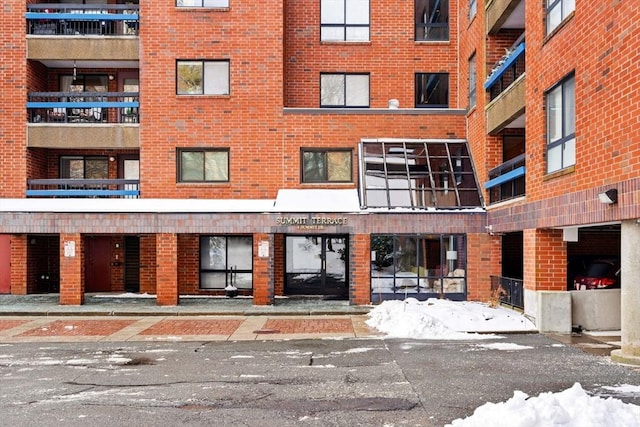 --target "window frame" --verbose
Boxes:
[468,53,476,109]
[176,0,229,8]
[199,235,253,291]
[59,155,109,180]
[415,73,449,108]
[545,74,576,174]
[320,73,370,108]
[301,148,353,183]
[320,0,370,42]
[177,148,230,183]
[469,0,477,20]
[415,0,449,41]
[176,60,230,96]
[546,0,575,35]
